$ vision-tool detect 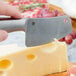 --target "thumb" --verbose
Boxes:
[0,0,22,18]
